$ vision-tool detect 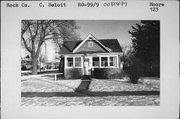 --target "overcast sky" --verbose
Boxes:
[76,20,140,46]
